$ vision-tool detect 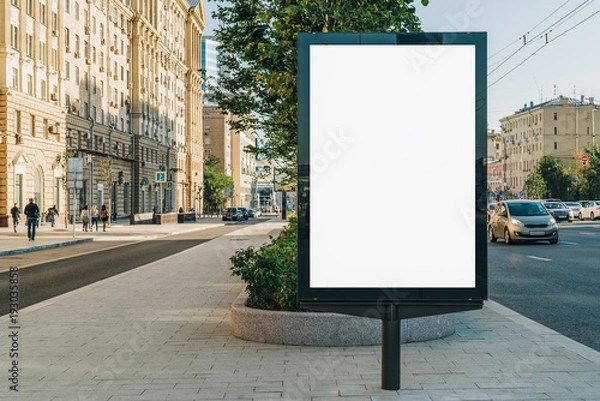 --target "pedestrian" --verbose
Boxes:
[48,205,59,227]
[24,198,40,241]
[100,204,109,232]
[10,203,21,233]
[90,205,99,232]
[81,205,90,232]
